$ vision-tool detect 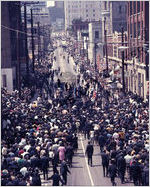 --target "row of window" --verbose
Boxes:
[129,21,143,39]
[130,1,143,15]
[129,72,144,98]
